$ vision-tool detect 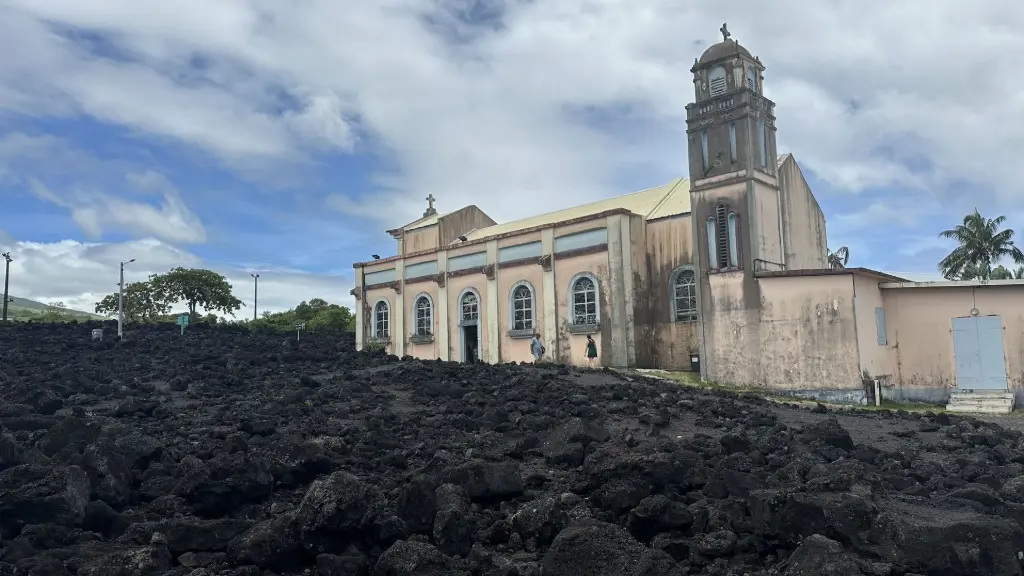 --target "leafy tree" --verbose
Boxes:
[247,298,354,332]
[938,210,1024,280]
[94,281,170,323]
[294,301,315,322]
[827,247,850,270]
[149,268,244,317]
[35,301,72,322]
[991,265,1024,280]
[307,304,354,330]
